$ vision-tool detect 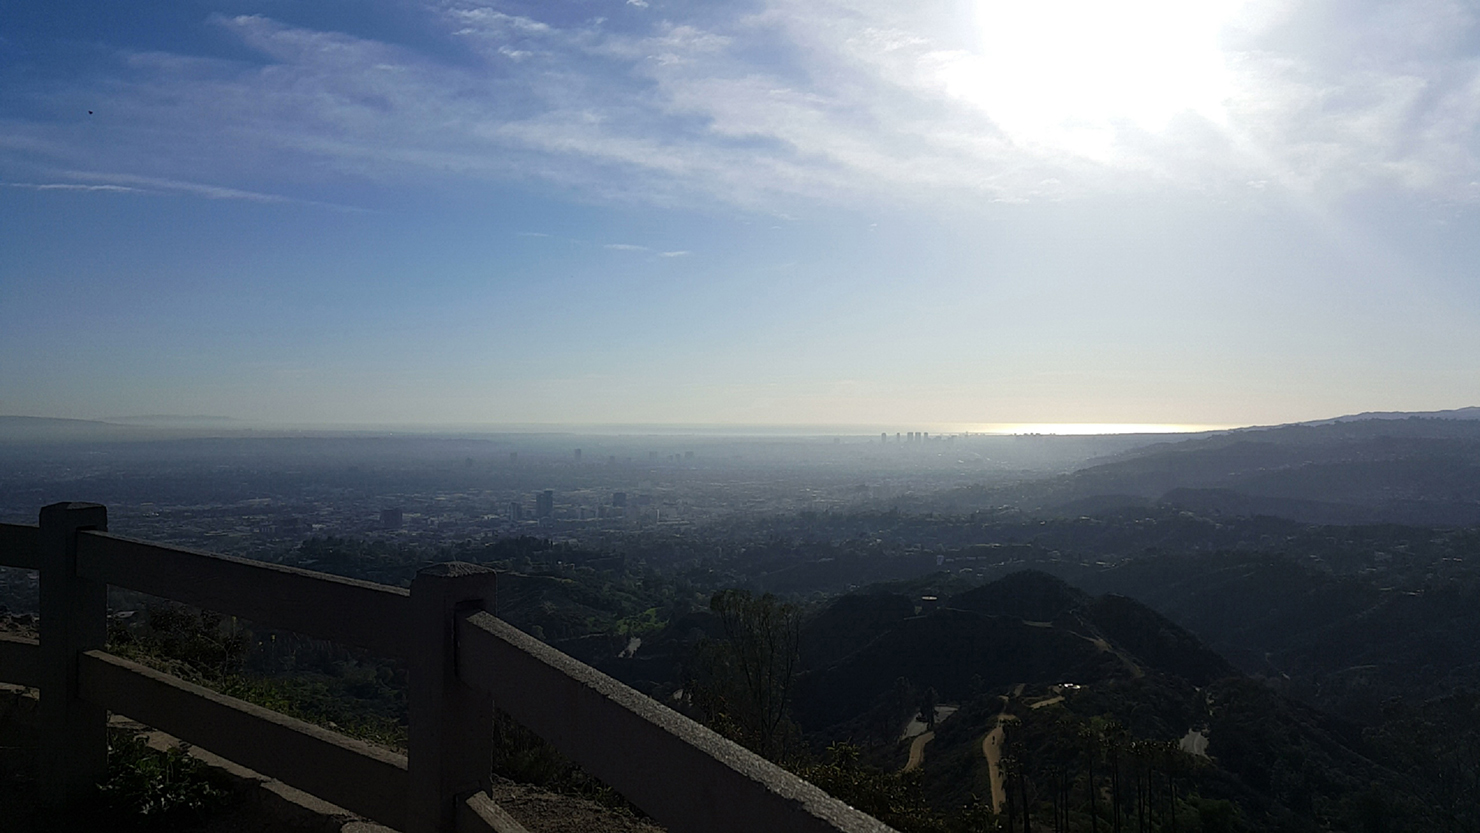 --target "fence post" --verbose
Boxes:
[409,562,497,833]
[39,501,109,806]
